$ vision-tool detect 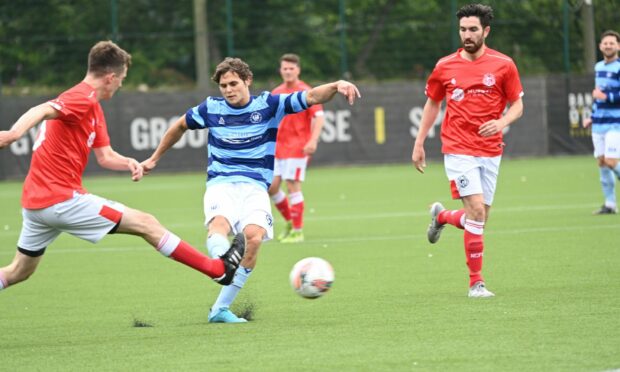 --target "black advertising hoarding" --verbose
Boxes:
[546,74,594,155]
[0,78,566,180]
